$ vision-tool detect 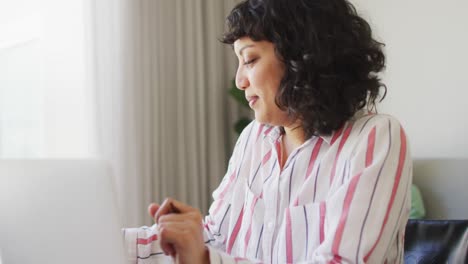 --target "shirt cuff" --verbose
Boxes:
[122,227,138,263]
[123,225,173,264]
